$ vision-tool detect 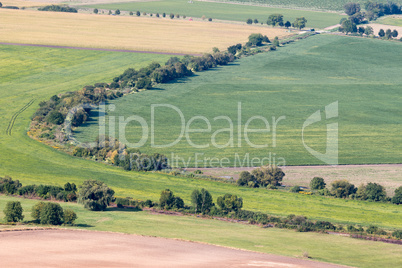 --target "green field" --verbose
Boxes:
[0,195,401,268]
[76,34,402,167]
[0,40,401,229]
[209,0,402,11]
[377,16,402,27]
[82,0,345,29]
